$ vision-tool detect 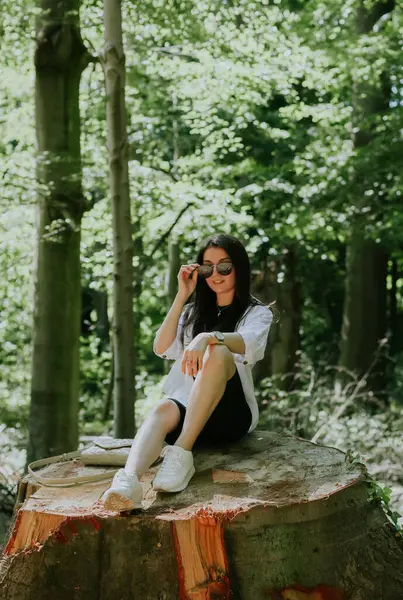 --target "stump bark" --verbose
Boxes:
[1,431,403,600]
